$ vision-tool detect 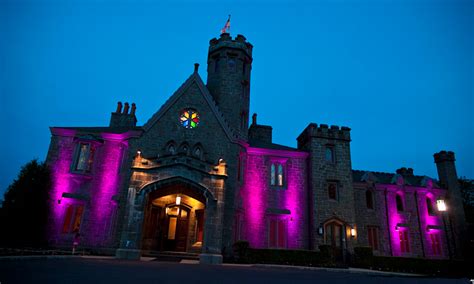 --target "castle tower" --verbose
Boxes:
[206,33,253,140]
[297,124,355,254]
[434,151,468,259]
